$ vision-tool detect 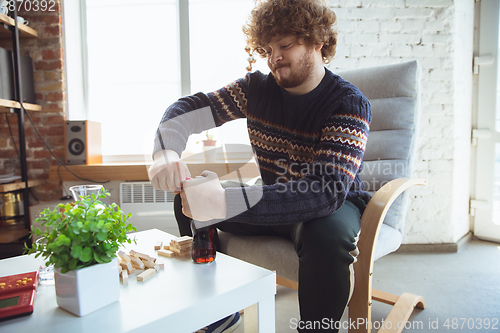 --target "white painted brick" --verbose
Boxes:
[390,45,412,57]
[364,0,405,8]
[357,56,399,68]
[405,0,453,8]
[429,91,454,105]
[394,8,435,19]
[334,45,350,58]
[342,33,379,45]
[330,57,359,70]
[369,44,391,57]
[355,20,380,33]
[337,19,356,32]
[380,20,403,33]
[425,103,445,114]
[411,44,434,57]
[421,34,453,45]
[429,68,453,81]
[429,158,454,172]
[334,0,362,8]
[422,20,448,33]
[431,44,454,57]
[400,19,425,33]
[354,7,396,19]
[379,33,422,44]
[350,45,371,57]
[332,7,349,19]
[417,57,443,70]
